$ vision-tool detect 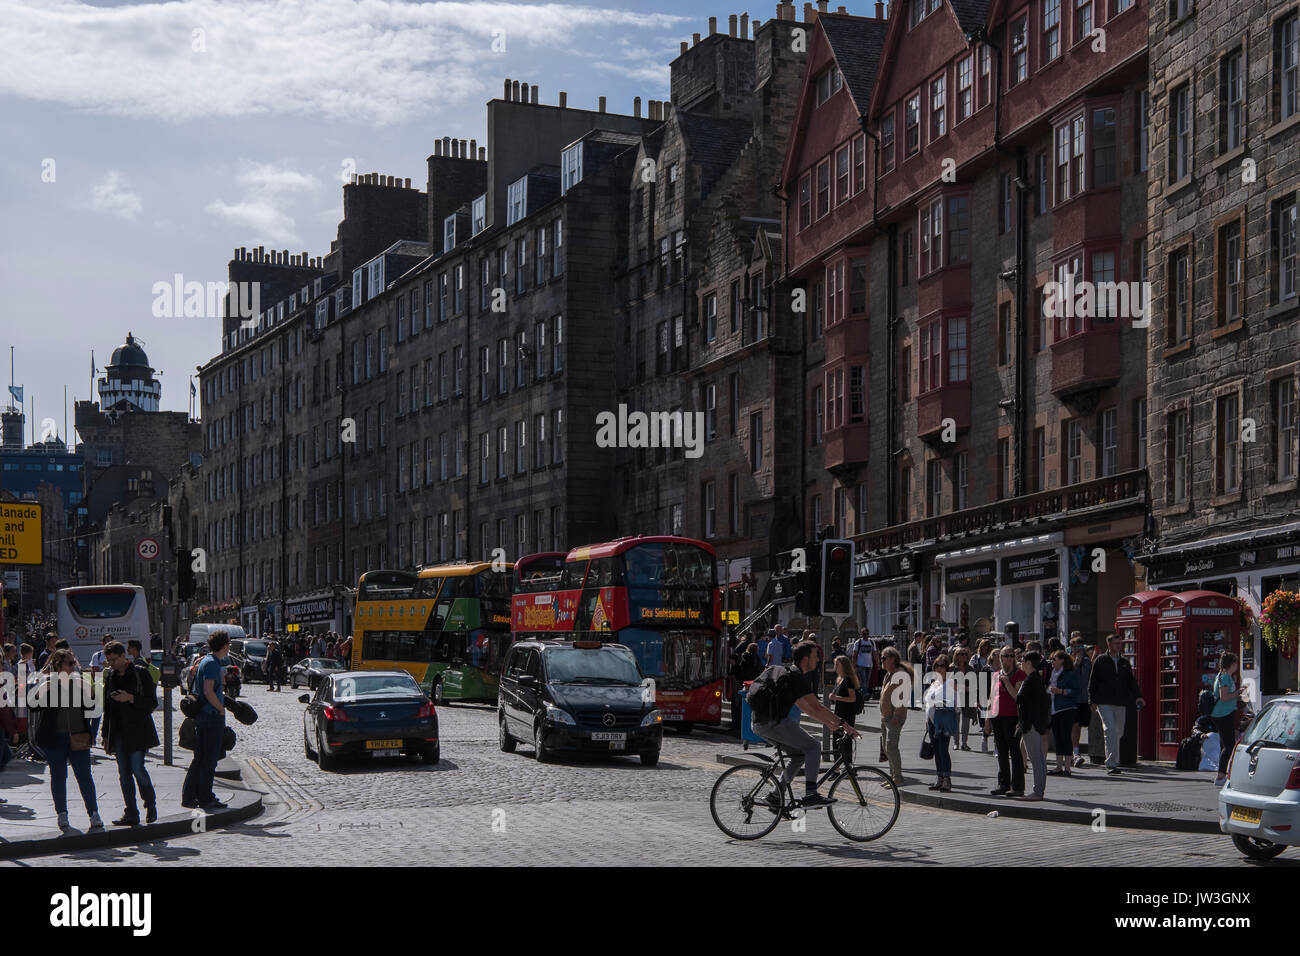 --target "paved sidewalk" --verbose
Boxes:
[0,750,262,860]
[720,705,1225,833]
